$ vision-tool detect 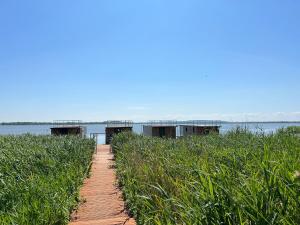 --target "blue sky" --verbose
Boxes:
[0,0,299,122]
